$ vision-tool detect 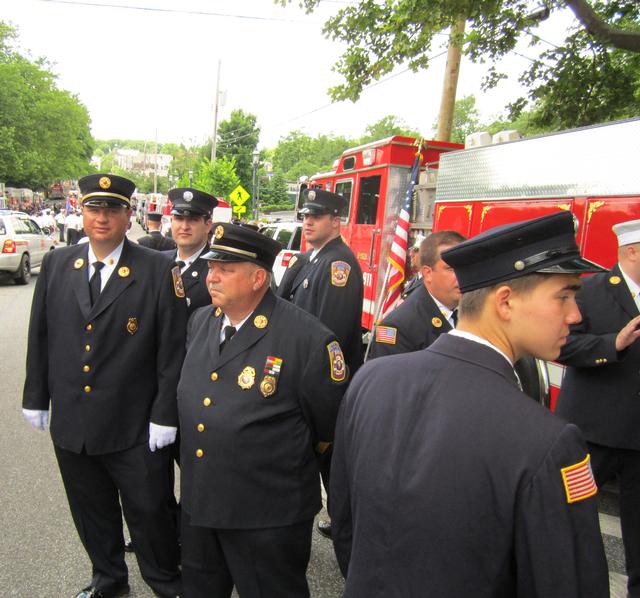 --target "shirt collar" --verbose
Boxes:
[178,244,207,268]
[448,329,514,367]
[619,265,640,300]
[429,292,453,320]
[88,240,124,269]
